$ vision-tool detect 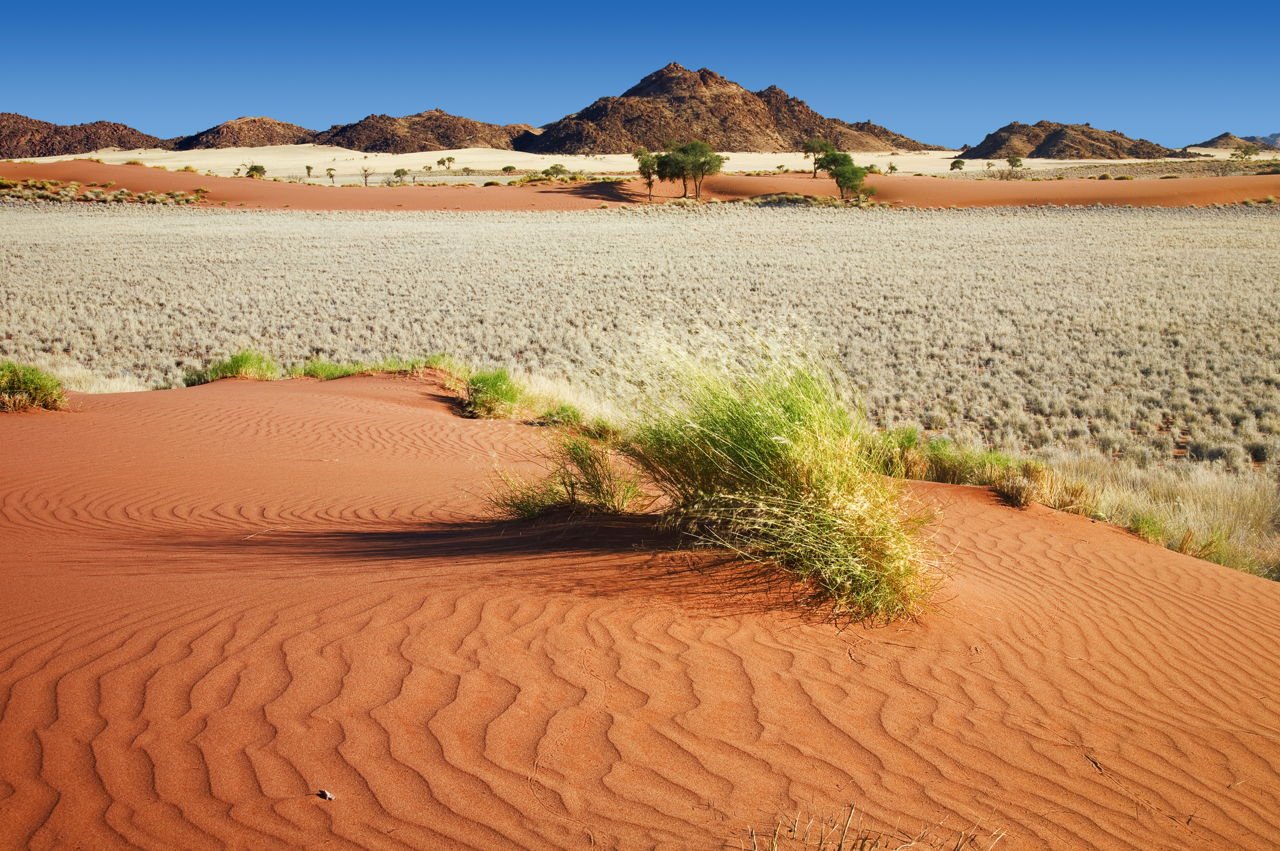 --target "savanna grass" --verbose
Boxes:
[465,368,524,418]
[0,361,67,412]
